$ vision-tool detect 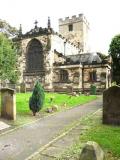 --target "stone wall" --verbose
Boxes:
[19,35,53,91]
[83,64,111,92]
[53,65,82,92]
